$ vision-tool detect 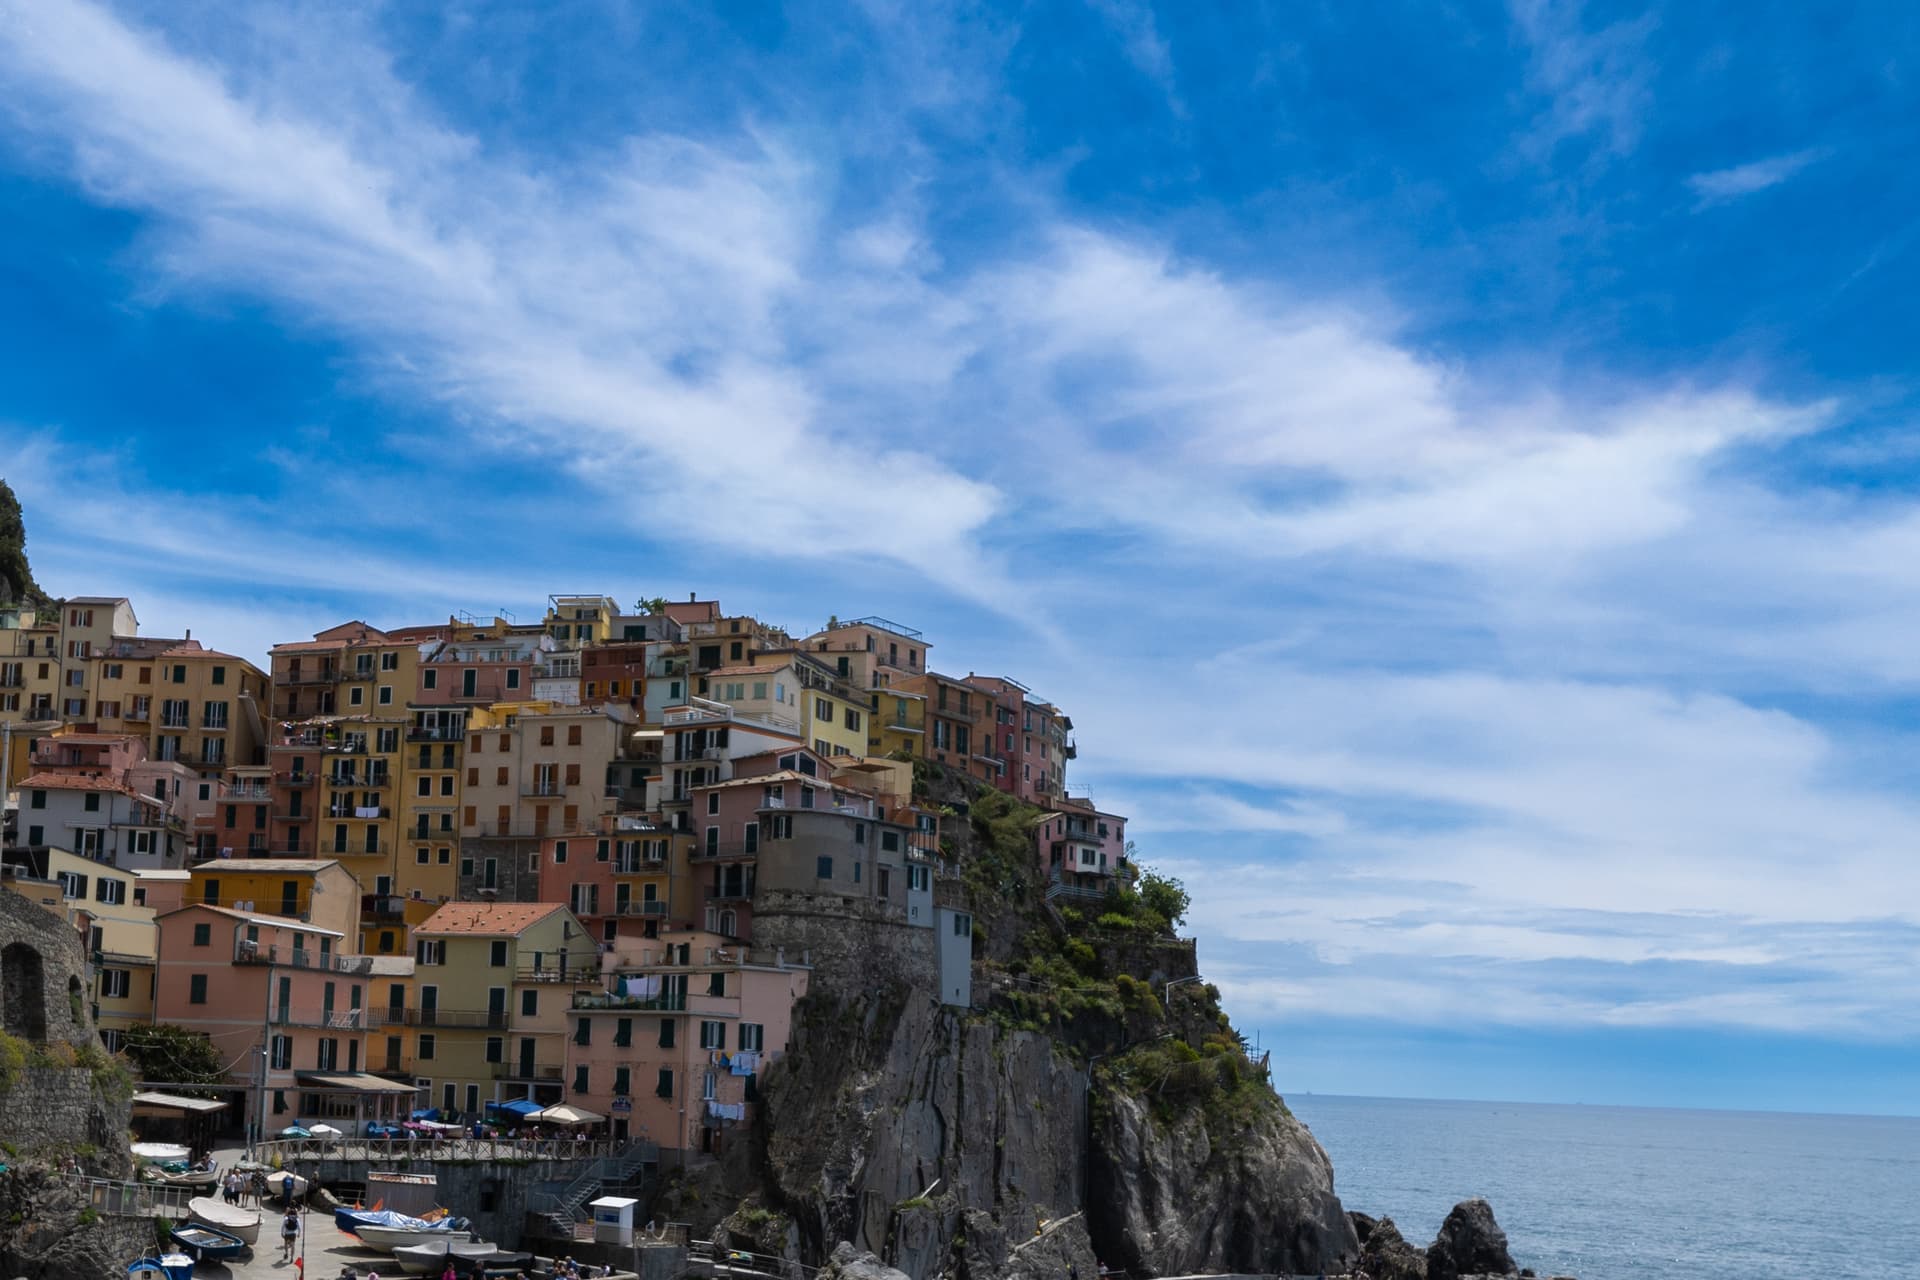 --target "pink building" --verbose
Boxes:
[564,929,809,1153]
[1031,802,1128,904]
[154,903,411,1137]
